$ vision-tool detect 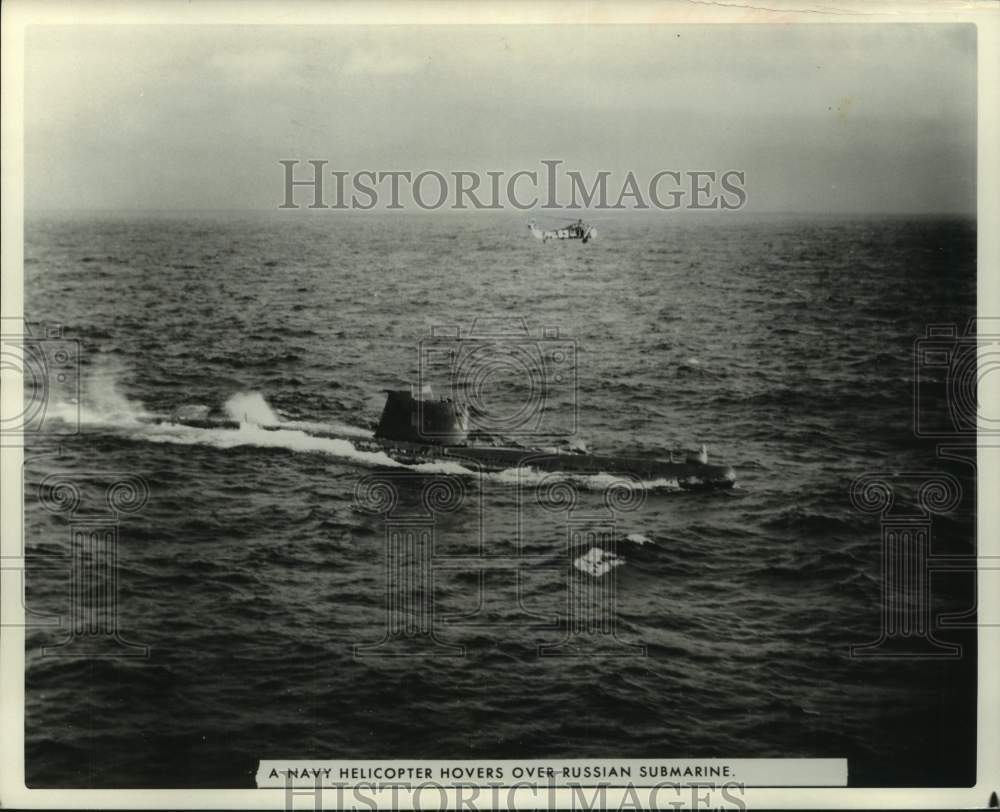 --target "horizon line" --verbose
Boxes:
[22,207,978,218]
